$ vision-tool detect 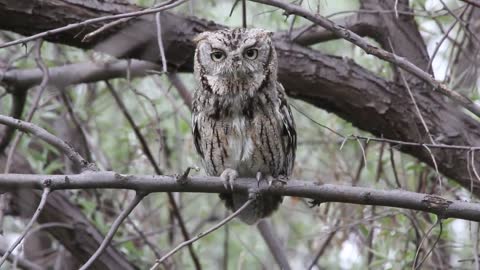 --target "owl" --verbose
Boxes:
[191,28,296,225]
